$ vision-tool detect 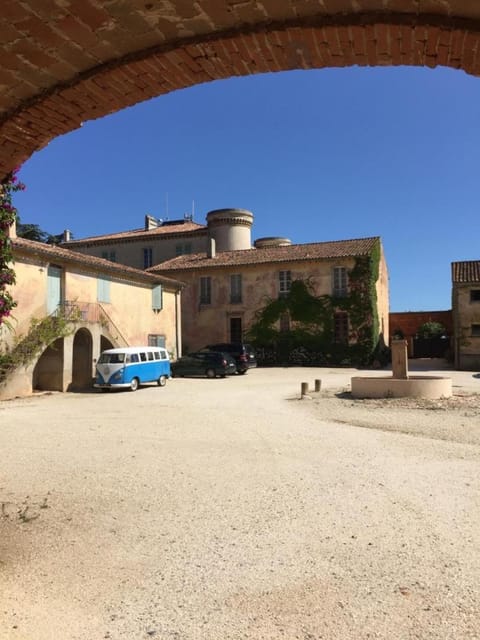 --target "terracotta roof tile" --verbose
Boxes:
[148,237,381,273]
[452,260,480,283]
[12,237,184,289]
[63,221,207,246]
